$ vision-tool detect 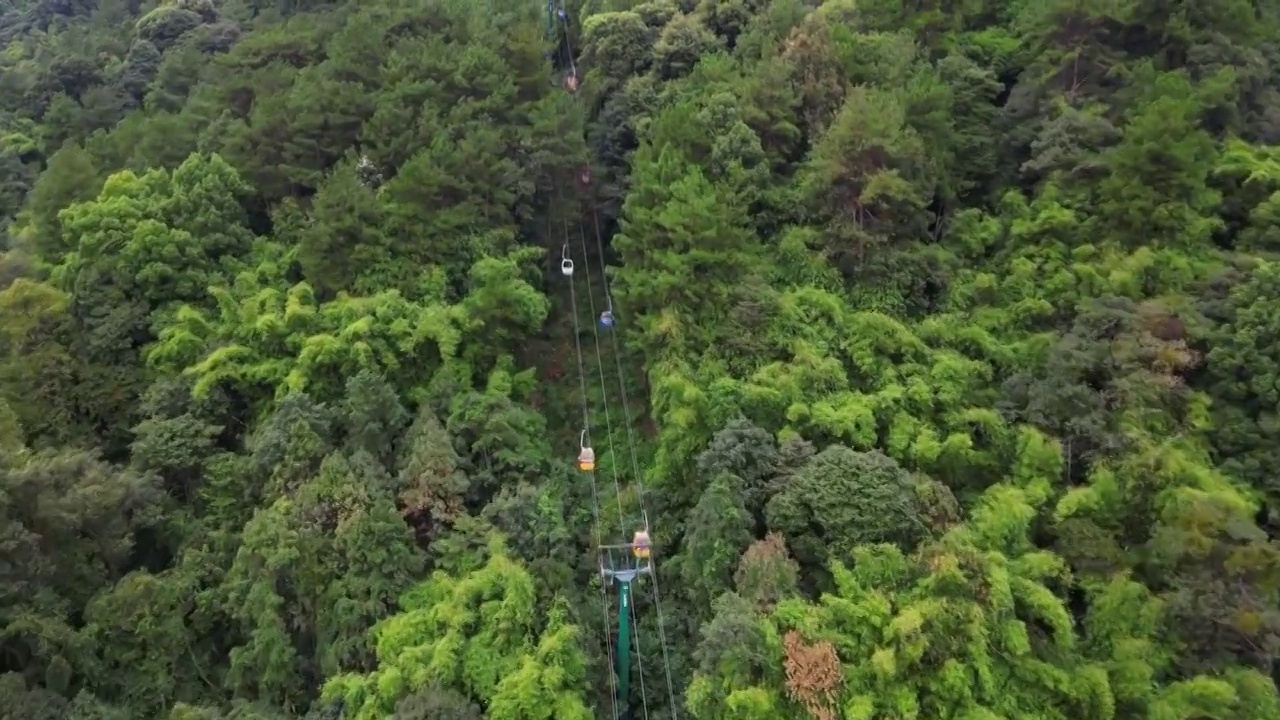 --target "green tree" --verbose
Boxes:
[21,142,100,263]
[675,472,753,618]
[0,279,82,445]
[323,536,590,719]
[613,144,763,360]
[765,446,929,586]
[297,161,391,298]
